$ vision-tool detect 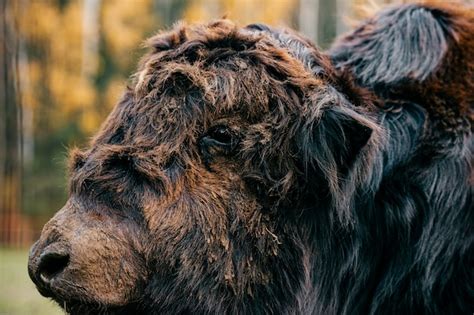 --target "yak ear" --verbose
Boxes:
[329,3,468,88]
[297,90,379,197]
